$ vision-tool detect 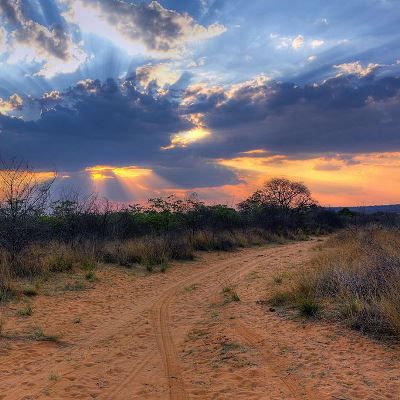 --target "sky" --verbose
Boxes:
[0,0,400,206]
